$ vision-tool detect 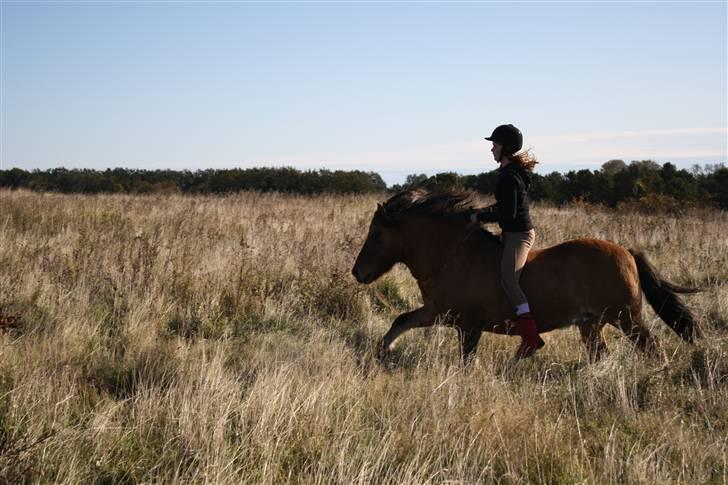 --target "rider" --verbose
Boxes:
[467,124,544,358]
